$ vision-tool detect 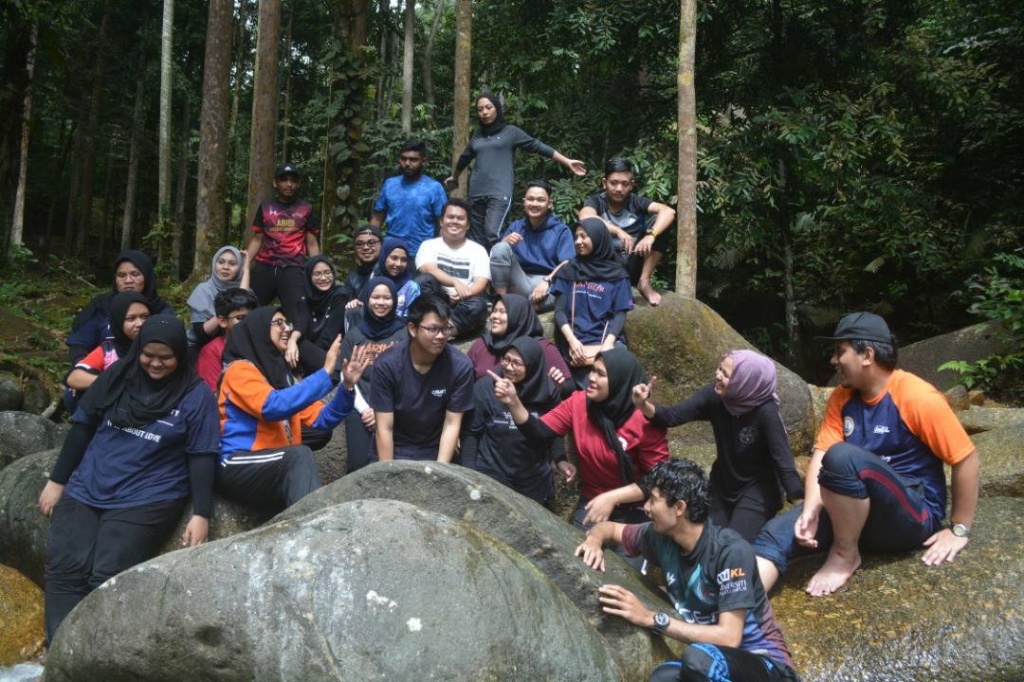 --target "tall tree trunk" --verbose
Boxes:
[401,0,415,133]
[122,31,149,251]
[158,0,175,261]
[0,4,35,249]
[228,0,251,241]
[675,0,698,297]
[281,9,294,161]
[98,143,116,263]
[8,21,38,259]
[422,0,445,112]
[450,0,471,199]
[172,101,191,278]
[246,0,282,228]
[195,0,233,274]
[63,124,84,251]
[375,0,390,122]
[45,119,74,245]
